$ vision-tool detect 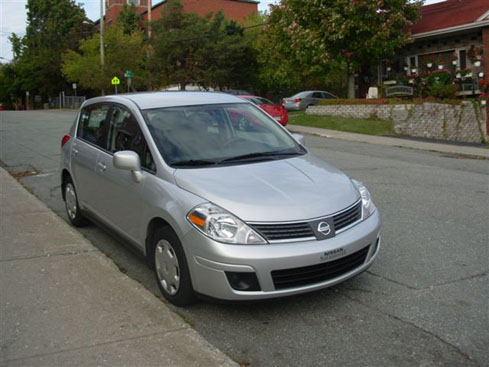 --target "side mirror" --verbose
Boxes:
[113,150,143,183]
[292,133,305,146]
